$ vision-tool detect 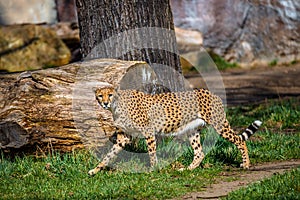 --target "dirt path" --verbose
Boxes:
[186,64,300,106]
[177,159,300,200]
